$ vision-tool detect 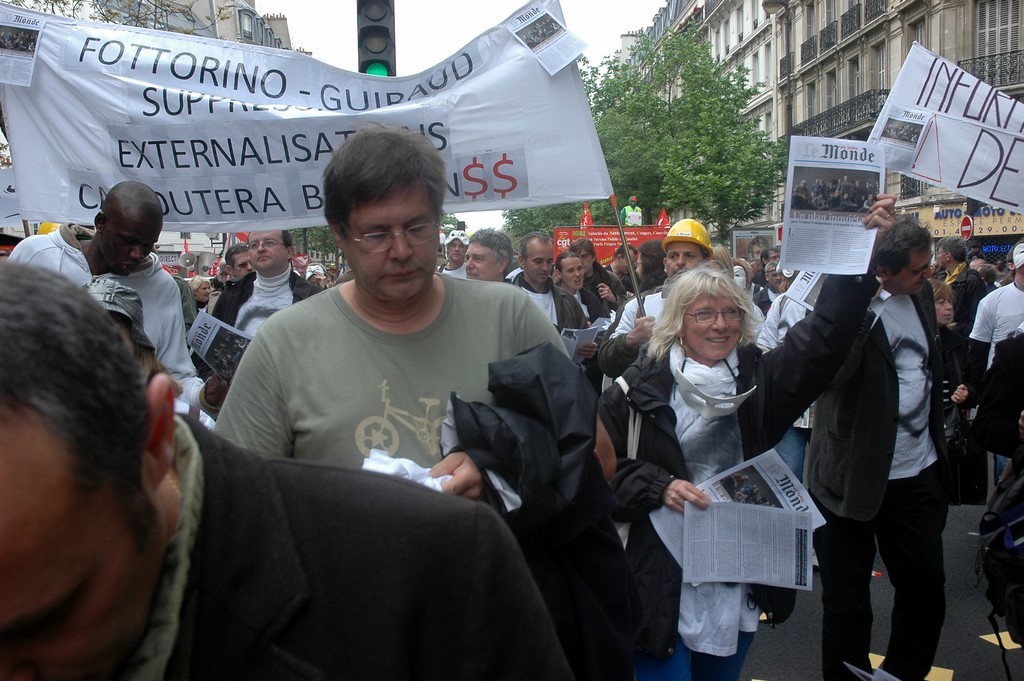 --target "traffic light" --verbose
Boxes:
[357,0,395,77]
